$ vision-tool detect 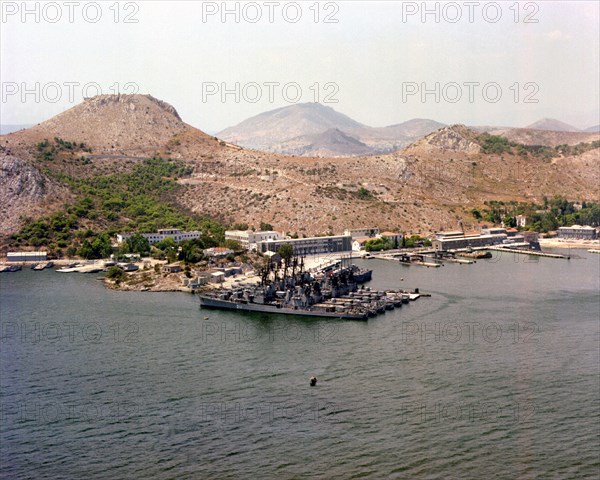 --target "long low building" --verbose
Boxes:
[257,235,352,256]
[224,230,284,249]
[116,228,201,244]
[557,225,597,240]
[432,234,508,251]
[7,251,47,262]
